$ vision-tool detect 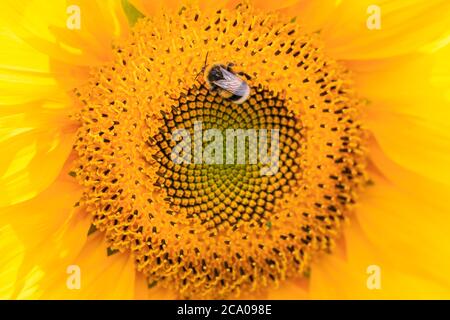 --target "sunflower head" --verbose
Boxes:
[2,0,450,302]
[68,2,369,299]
